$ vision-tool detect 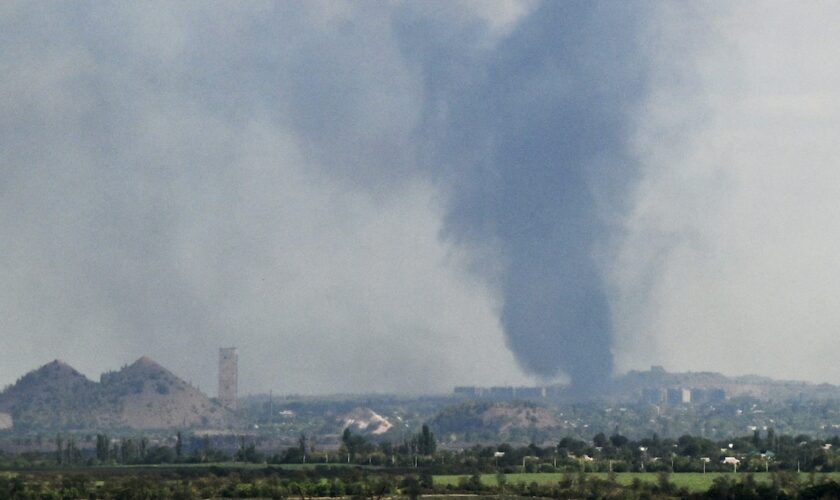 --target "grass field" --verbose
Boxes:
[434,472,840,492]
